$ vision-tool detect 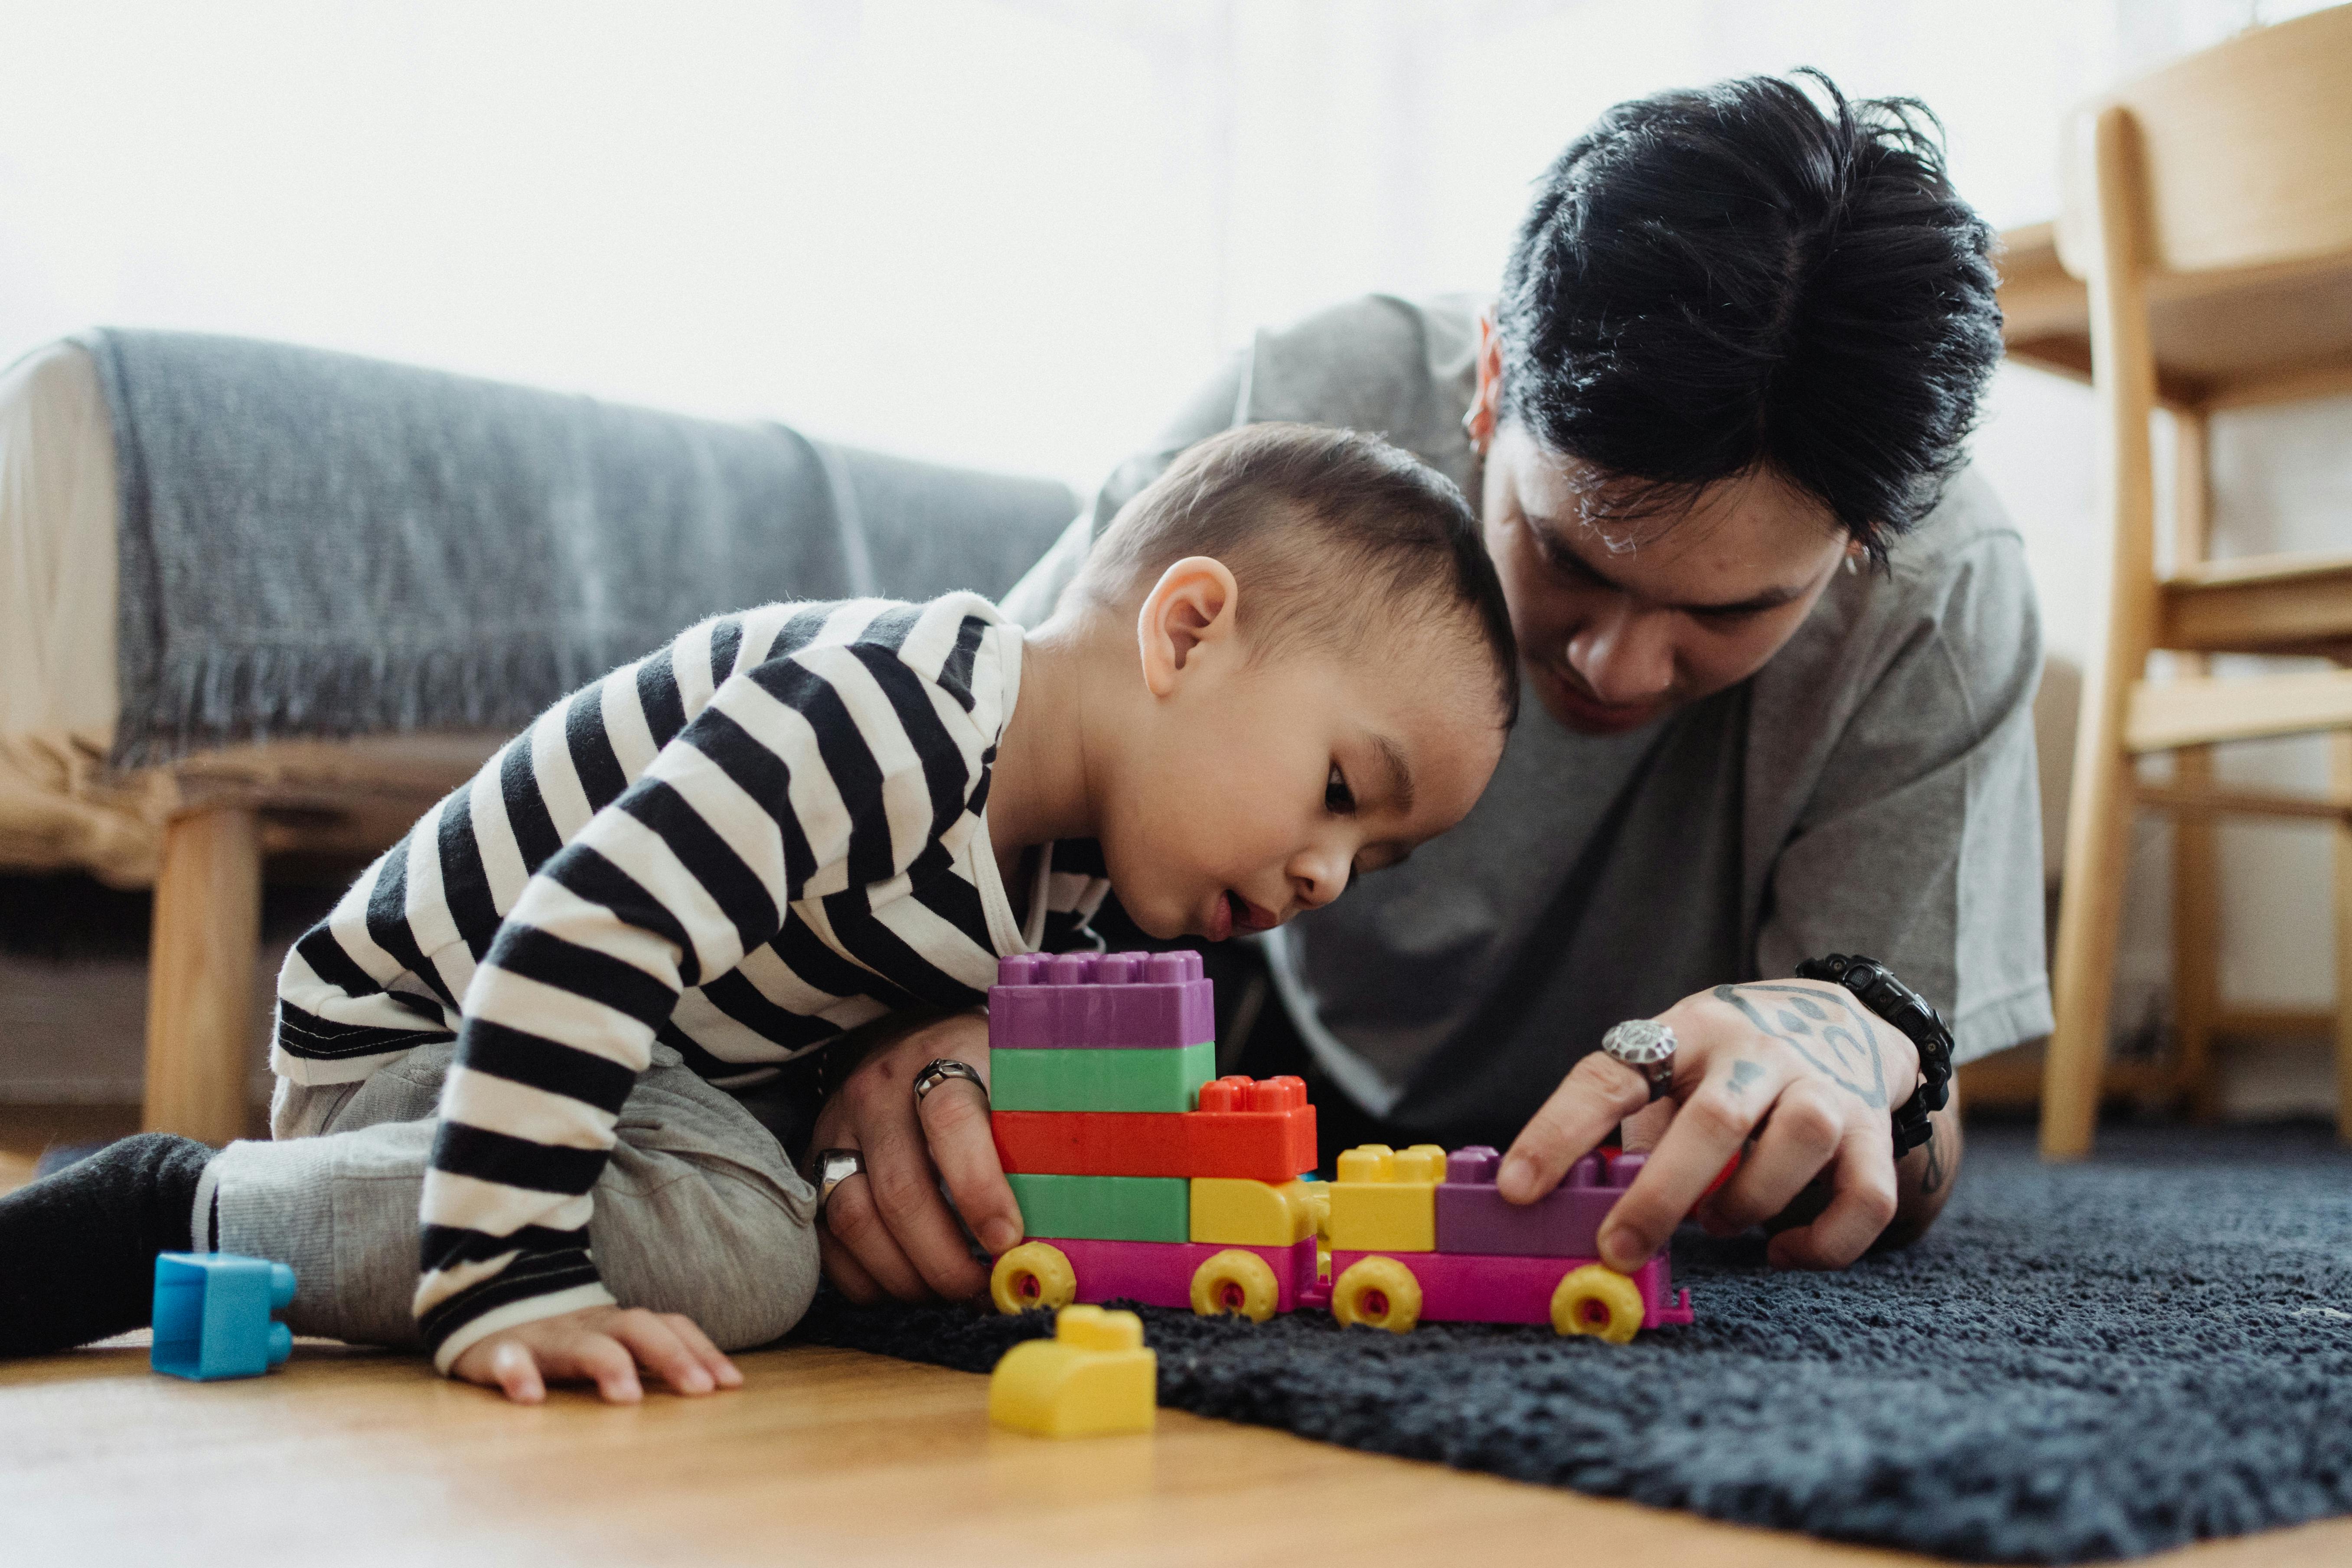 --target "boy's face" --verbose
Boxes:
[1101,558,1507,943]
